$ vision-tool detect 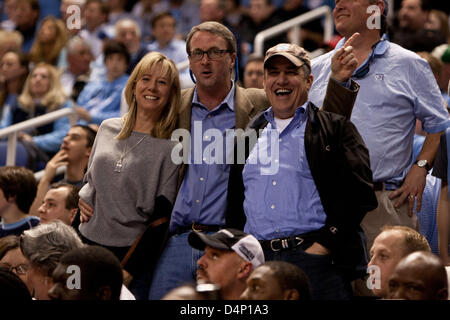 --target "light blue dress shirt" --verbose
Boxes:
[242,103,327,240]
[76,74,129,125]
[309,37,450,185]
[169,83,236,232]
